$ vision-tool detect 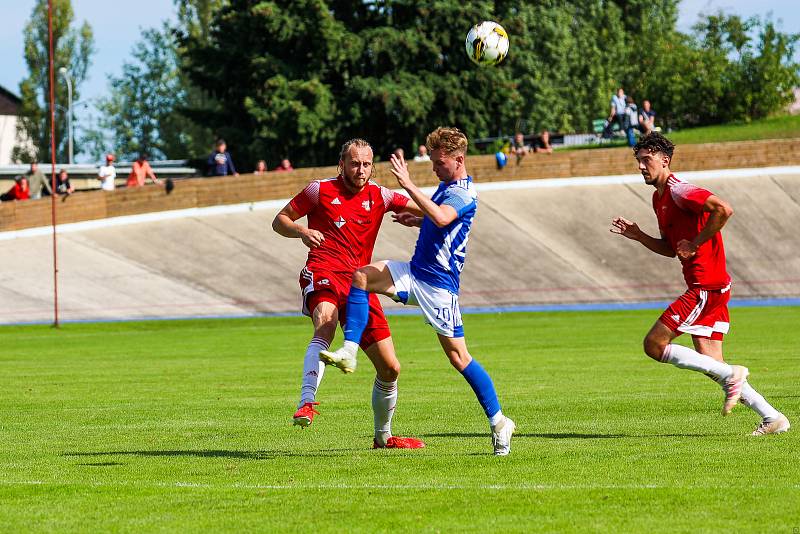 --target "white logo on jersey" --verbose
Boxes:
[331,197,341,205]
[671,314,680,322]
[362,200,371,211]
[334,216,346,228]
